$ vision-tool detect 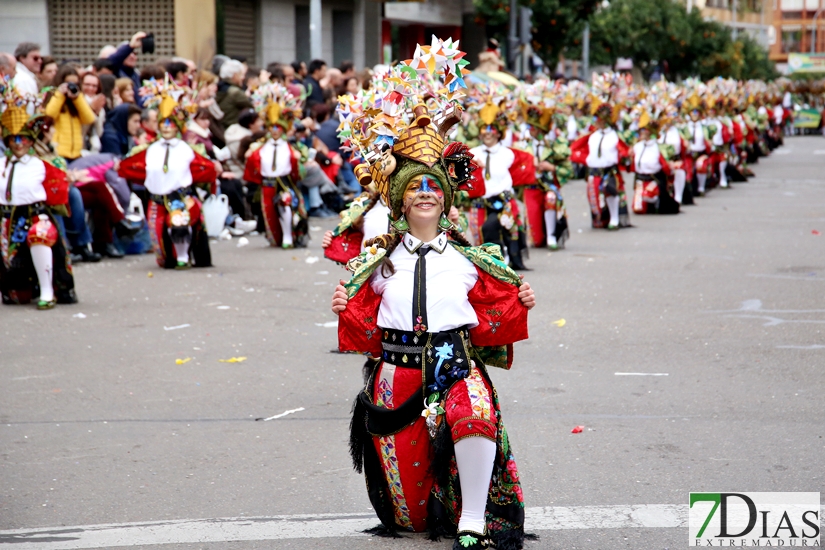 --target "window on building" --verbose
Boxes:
[332,10,354,68]
[295,6,310,63]
[781,28,803,52]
